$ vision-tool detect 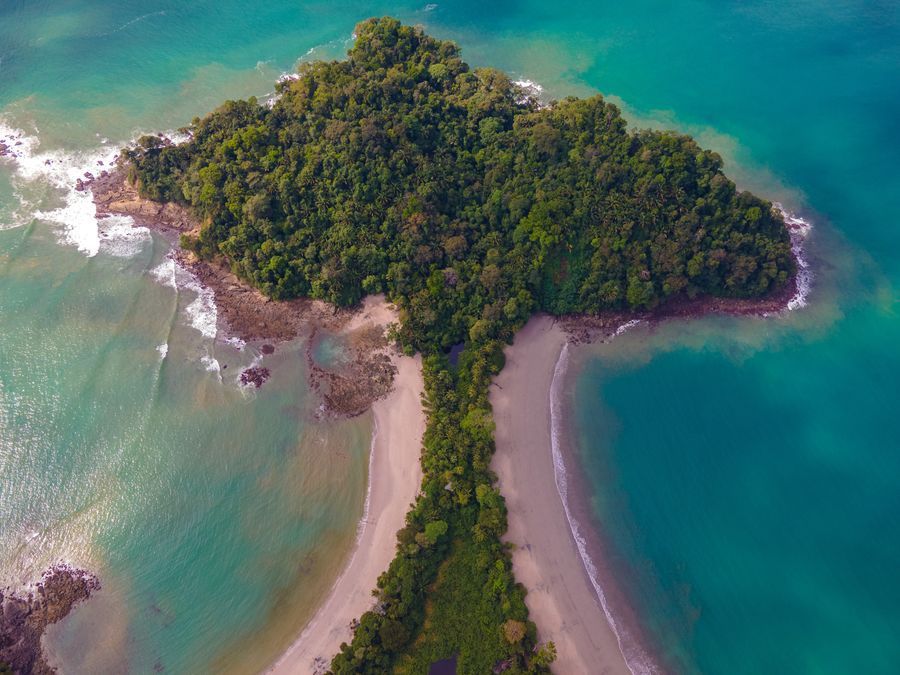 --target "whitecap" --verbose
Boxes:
[183,280,218,340]
[0,119,185,257]
[98,214,151,258]
[0,121,118,255]
[156,343,169,359]
[612,318,642,339]
[149,255,219,343]
[223,336,246,351]
[149,258,178,289]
